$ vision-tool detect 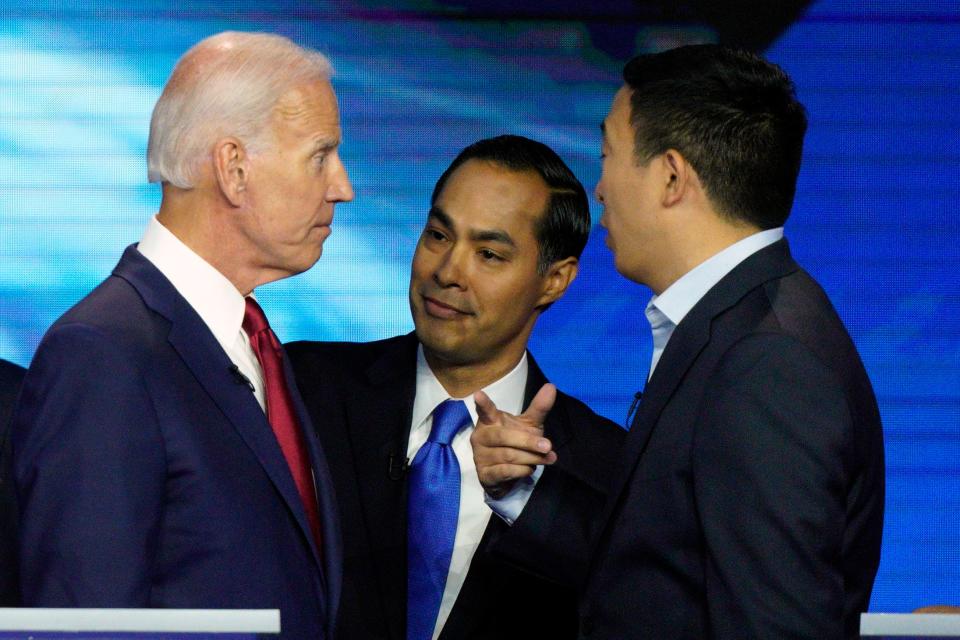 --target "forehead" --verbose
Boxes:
[271,79,341,142]
[603,86,634,145]
[435,159,549,239]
